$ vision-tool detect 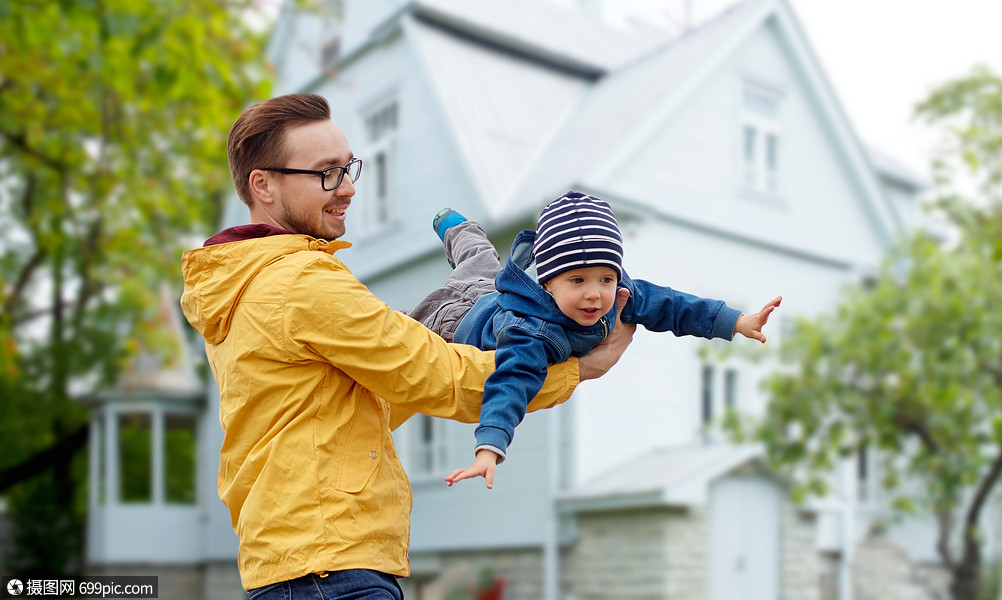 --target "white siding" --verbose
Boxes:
[571,215,858,485]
